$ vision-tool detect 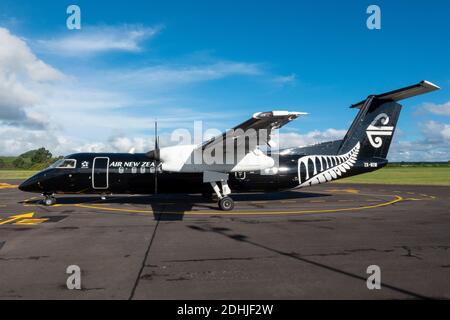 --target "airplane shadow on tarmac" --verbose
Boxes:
[20,190,330,221]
